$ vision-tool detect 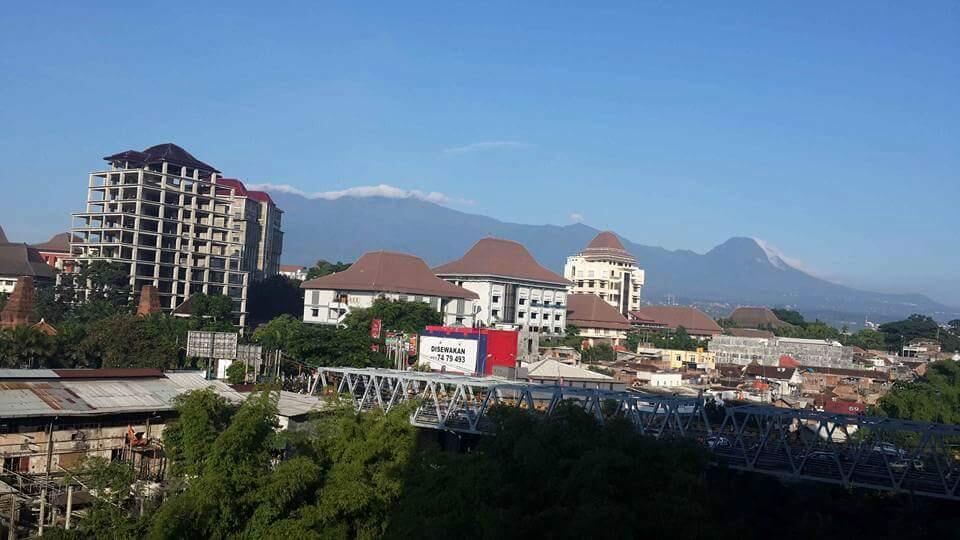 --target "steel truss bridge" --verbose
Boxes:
[311,367,960,501]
